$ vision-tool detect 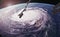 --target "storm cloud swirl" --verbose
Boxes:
[0,7,56,37]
